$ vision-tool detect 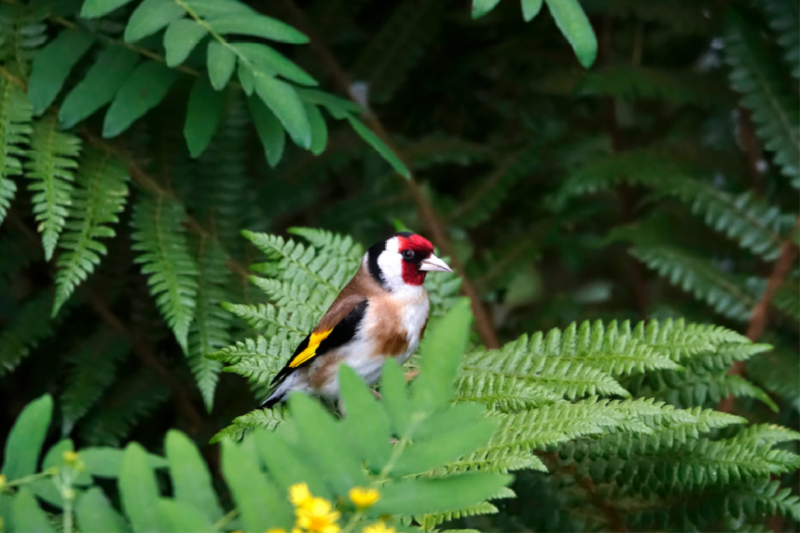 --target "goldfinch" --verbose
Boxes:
[263,232,453,407]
